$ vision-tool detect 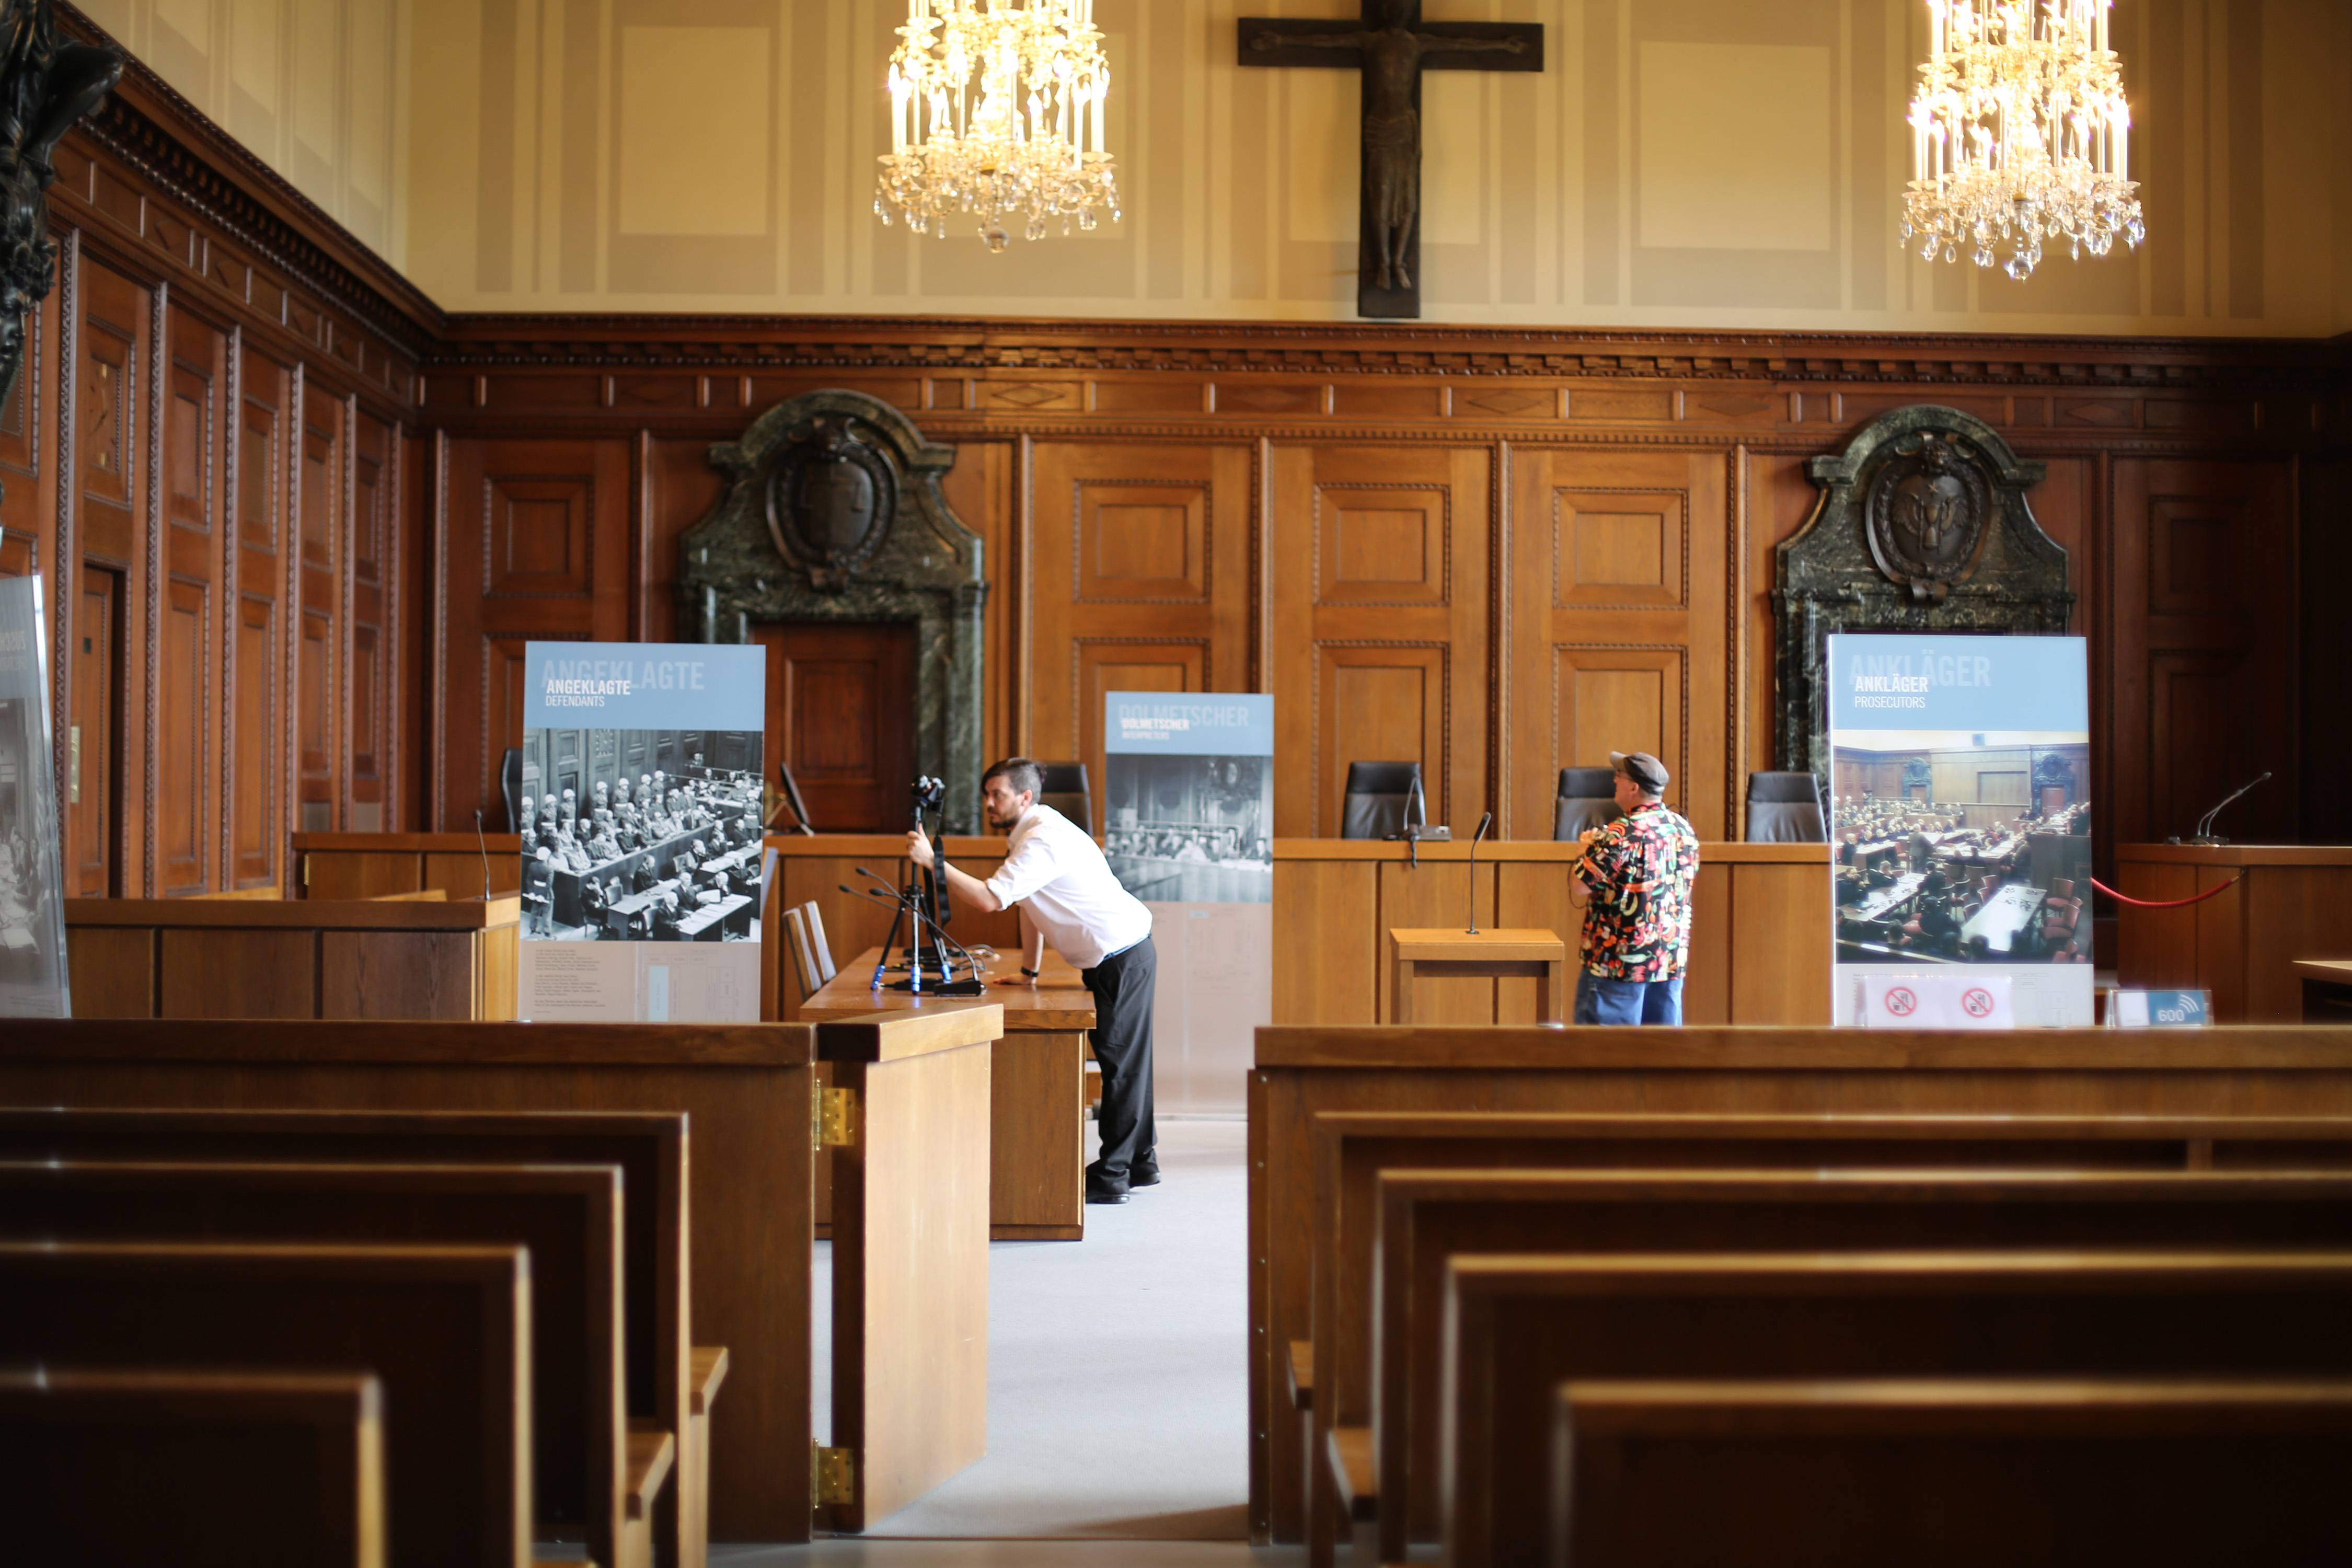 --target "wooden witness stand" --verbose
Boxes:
[802,948,1096,1241]
[0,1009,1004,1545]
[1389,929,1565,1024]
